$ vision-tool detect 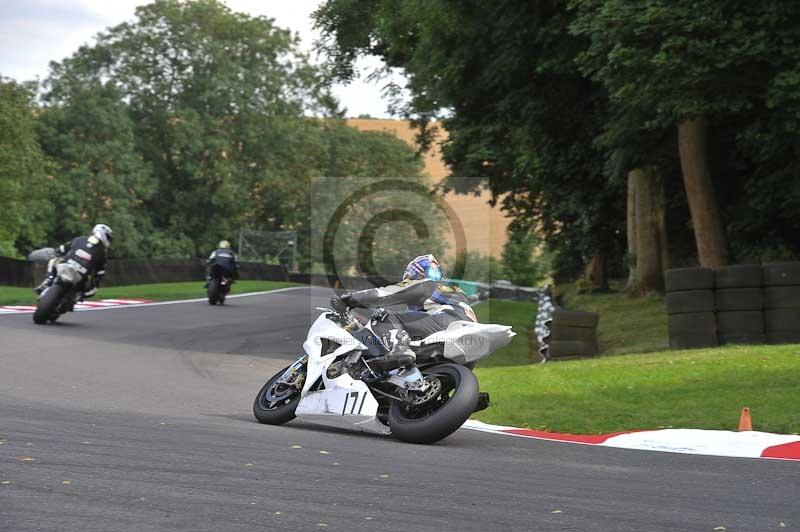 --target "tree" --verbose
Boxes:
[45,0,334,257]
[0,78,50,256]
[315,0,625,287]
[38,82,156,257]
[570,0,800,267]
